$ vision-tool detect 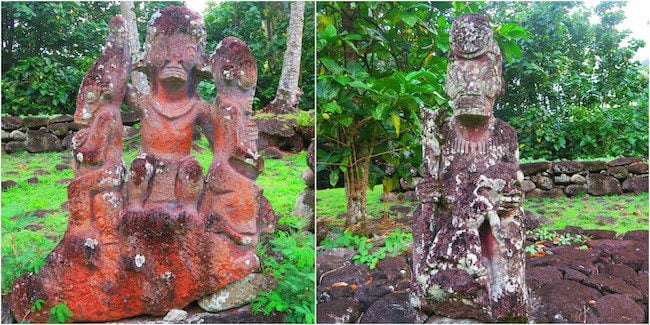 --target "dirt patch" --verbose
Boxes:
[596,216,617,226]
